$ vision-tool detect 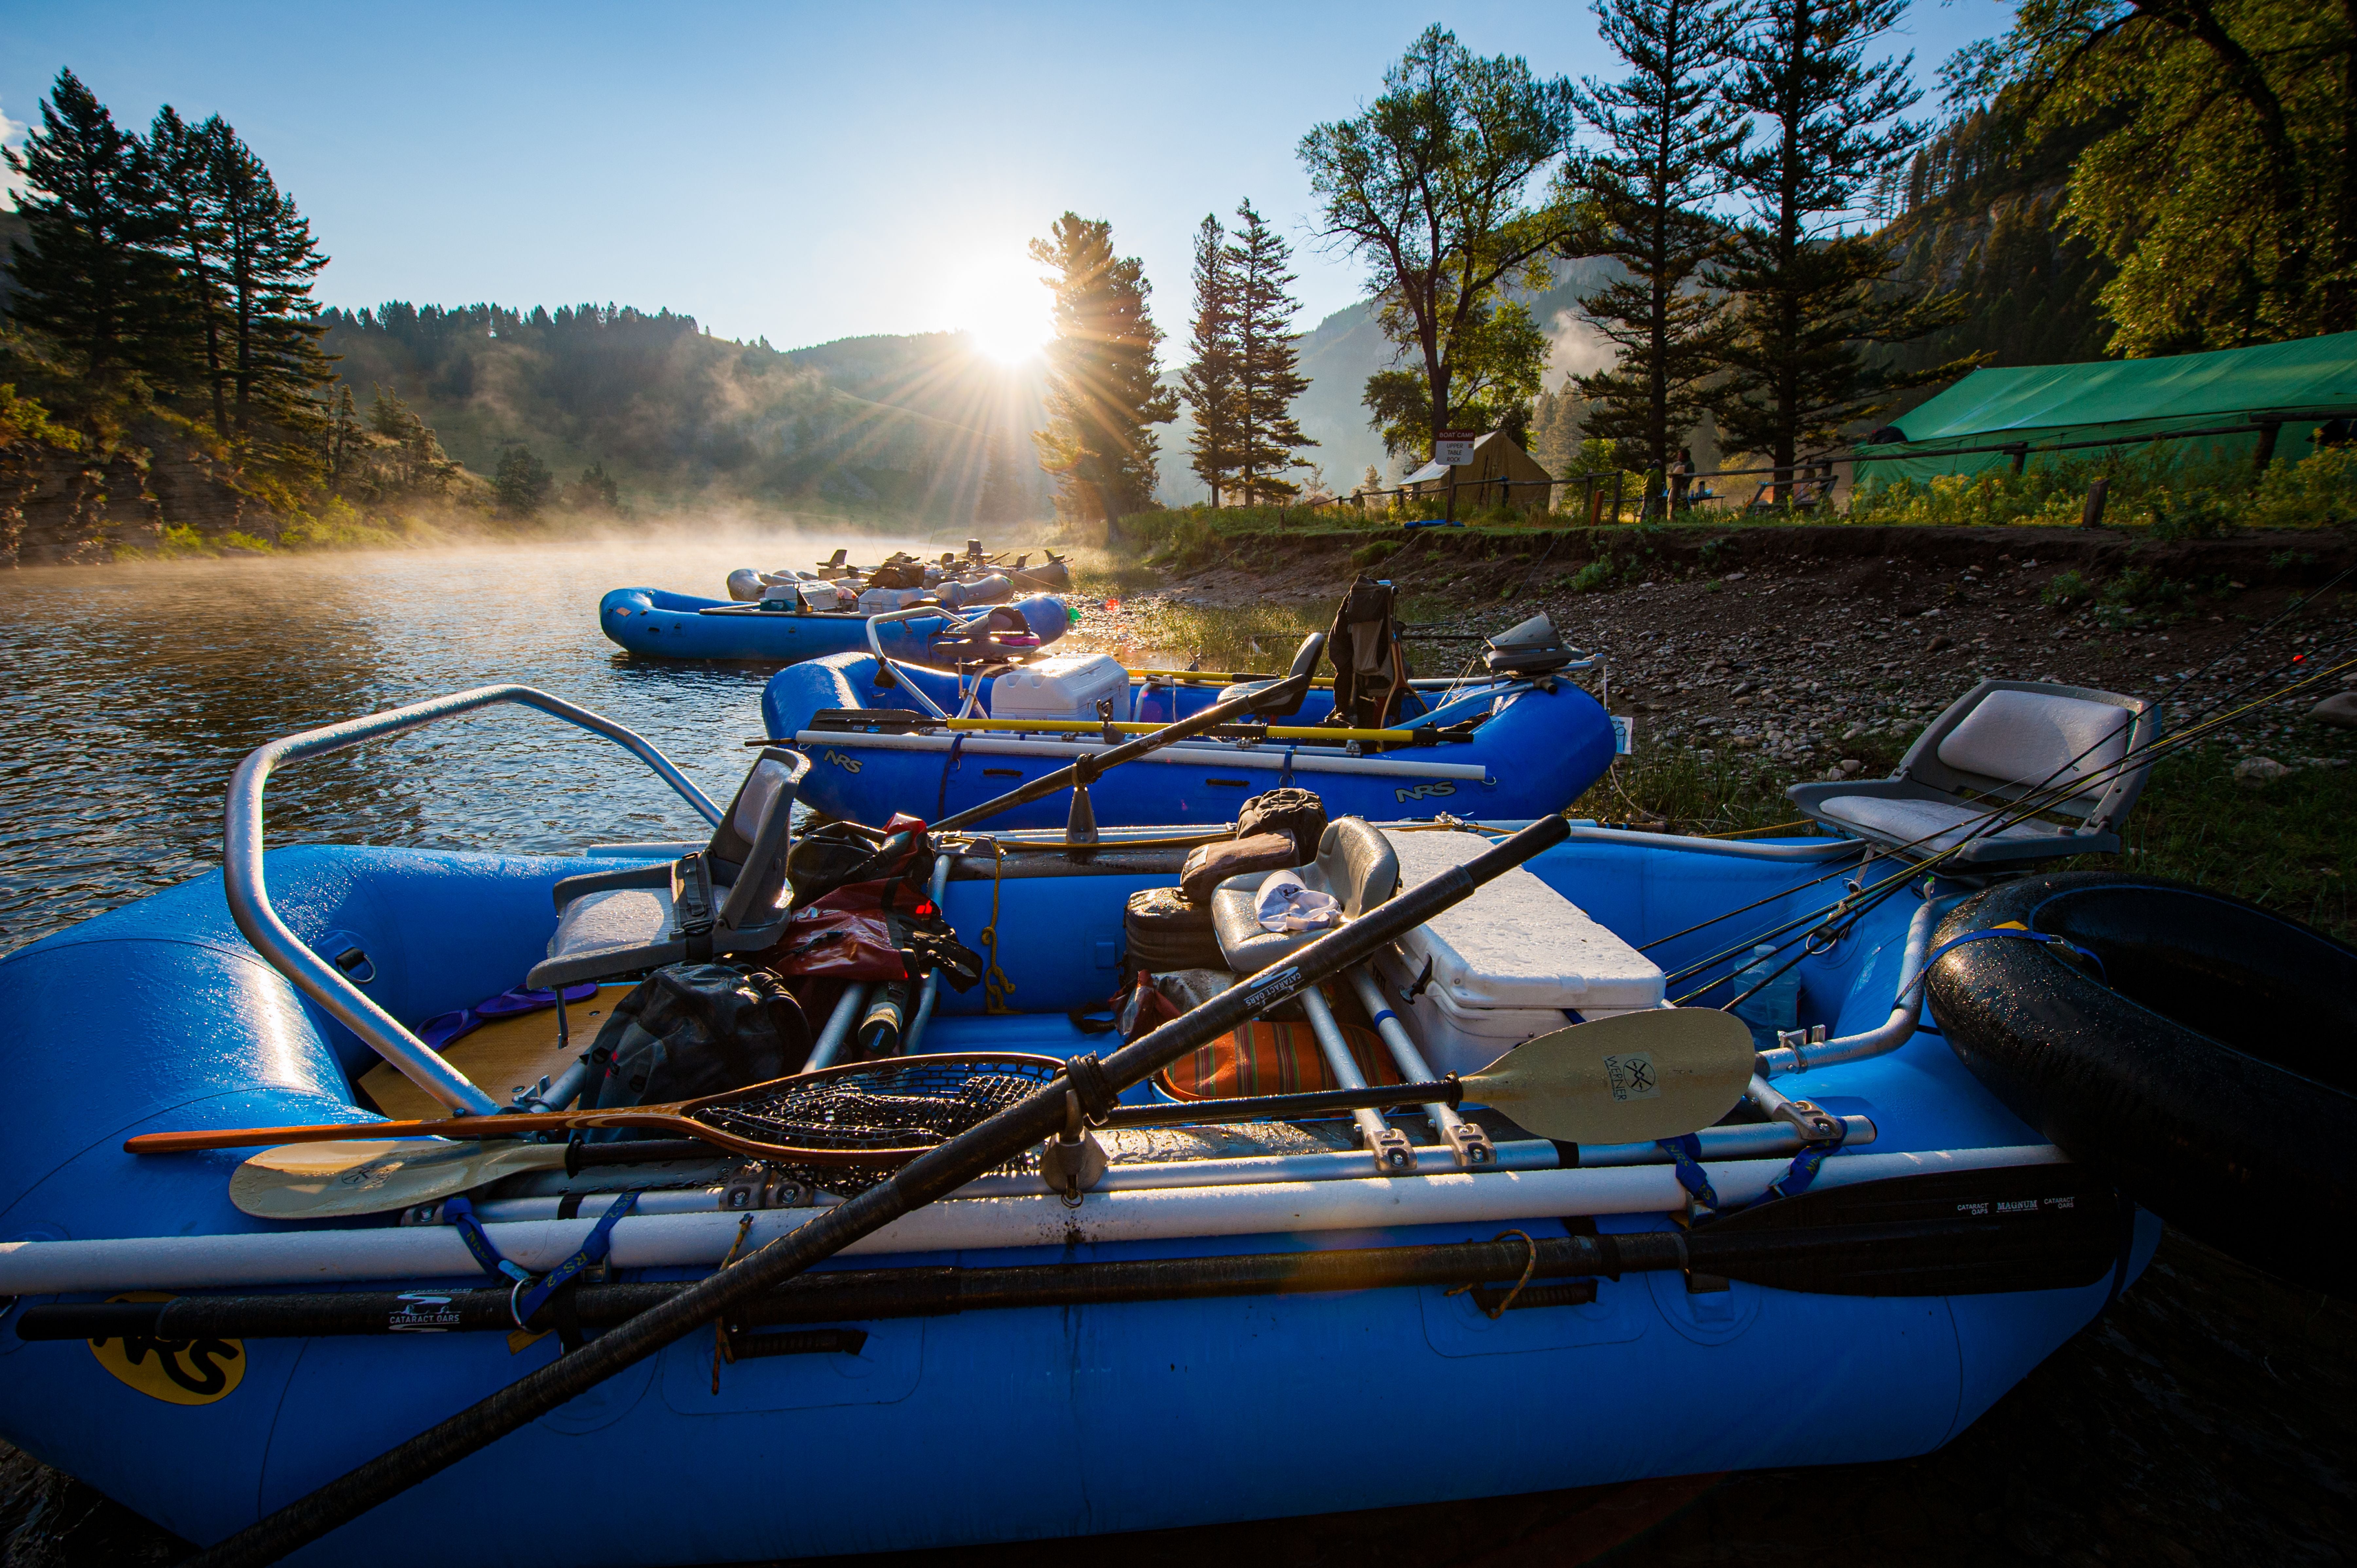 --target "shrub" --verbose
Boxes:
[2043,569,2095,606]
[1351,538,1402,568]
[1568,559,1619,594]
